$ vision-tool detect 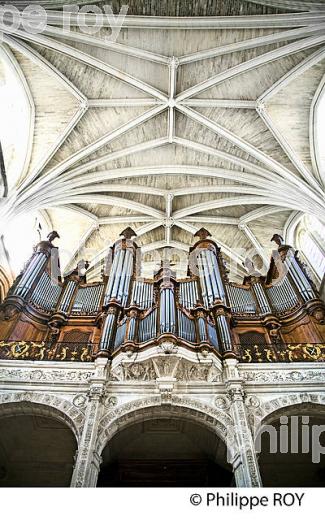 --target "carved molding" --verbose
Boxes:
[241,368,325,384]
[97,395,234,455]
[0,391,85,438]
[0,366,94,383]
[249,392,325,433]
